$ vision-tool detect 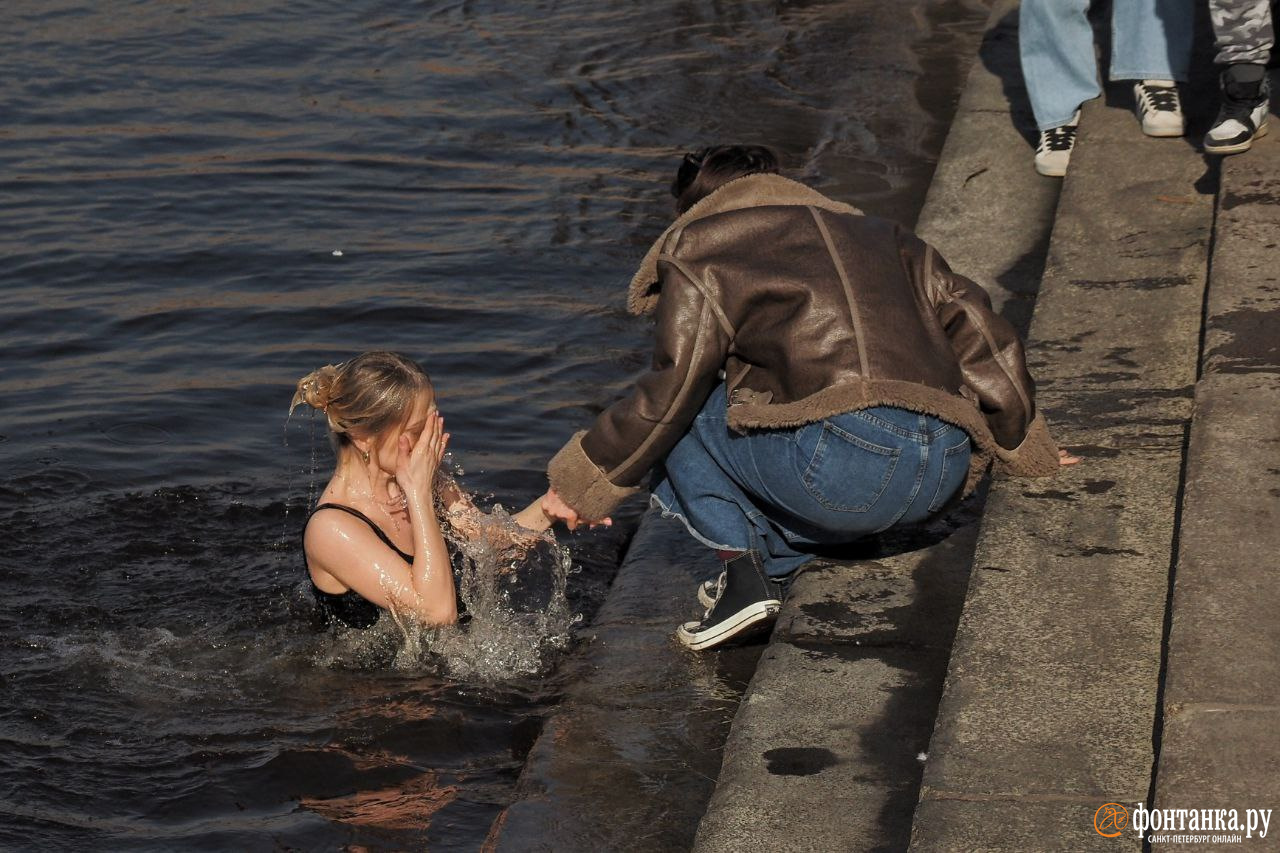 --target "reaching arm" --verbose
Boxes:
[435,469,556,539]
[548,254,731,521]
[512,499,555,533]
